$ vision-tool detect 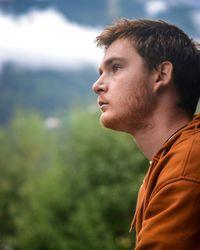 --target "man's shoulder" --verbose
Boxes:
[154,129,200,190]
[173,128,200,181]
